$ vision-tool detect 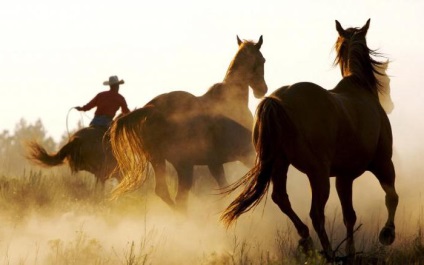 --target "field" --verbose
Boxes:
[0,160,423,265]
